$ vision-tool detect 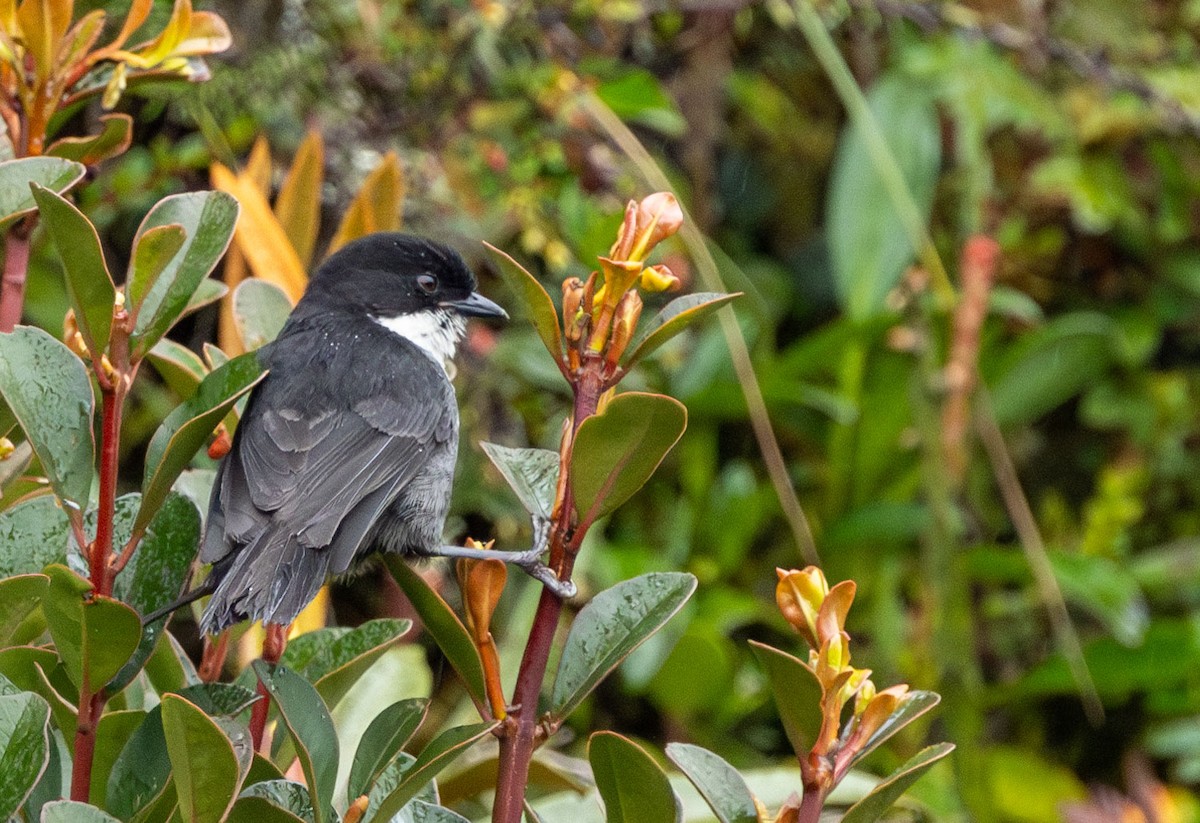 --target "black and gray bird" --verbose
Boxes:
[154,233,569,634]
